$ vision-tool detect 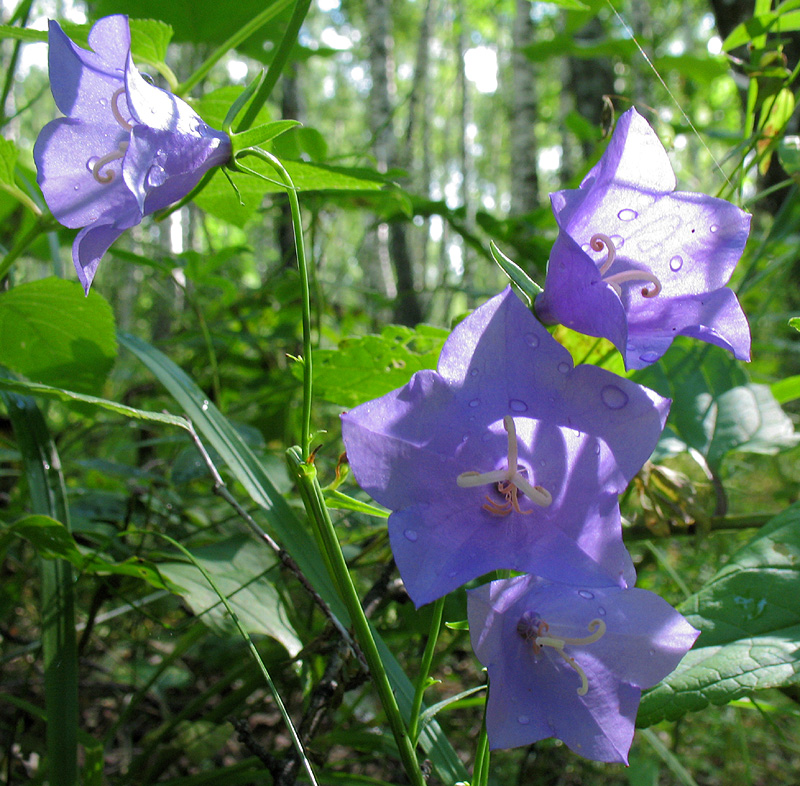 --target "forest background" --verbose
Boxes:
[3,0,800,784]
